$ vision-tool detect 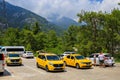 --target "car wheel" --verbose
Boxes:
[76,63,80,69]
[64,61,67,66]
[45,65,49,72]
[6,63,9,66]
[0,72,4,75]
[112,64,114,67]
[36,63,40,68]
[19,64,22,66]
